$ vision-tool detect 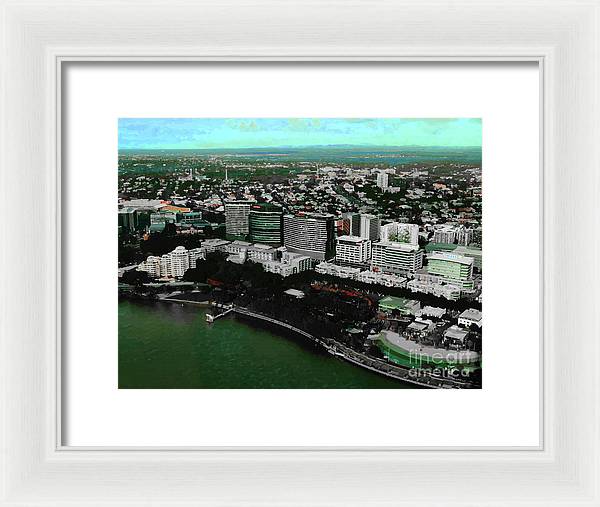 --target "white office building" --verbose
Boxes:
[260,252,312,277]
[371,241,424,274]
[225,200,253,238]
[335,235,371,266]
